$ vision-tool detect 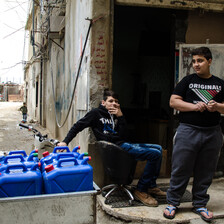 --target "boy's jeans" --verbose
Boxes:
[23,113,27,121]
[120,142,162,192]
